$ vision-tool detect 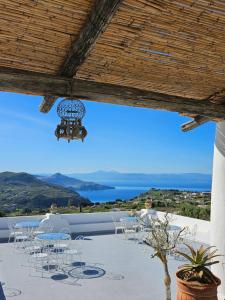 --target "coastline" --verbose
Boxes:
[78,185,211,203]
